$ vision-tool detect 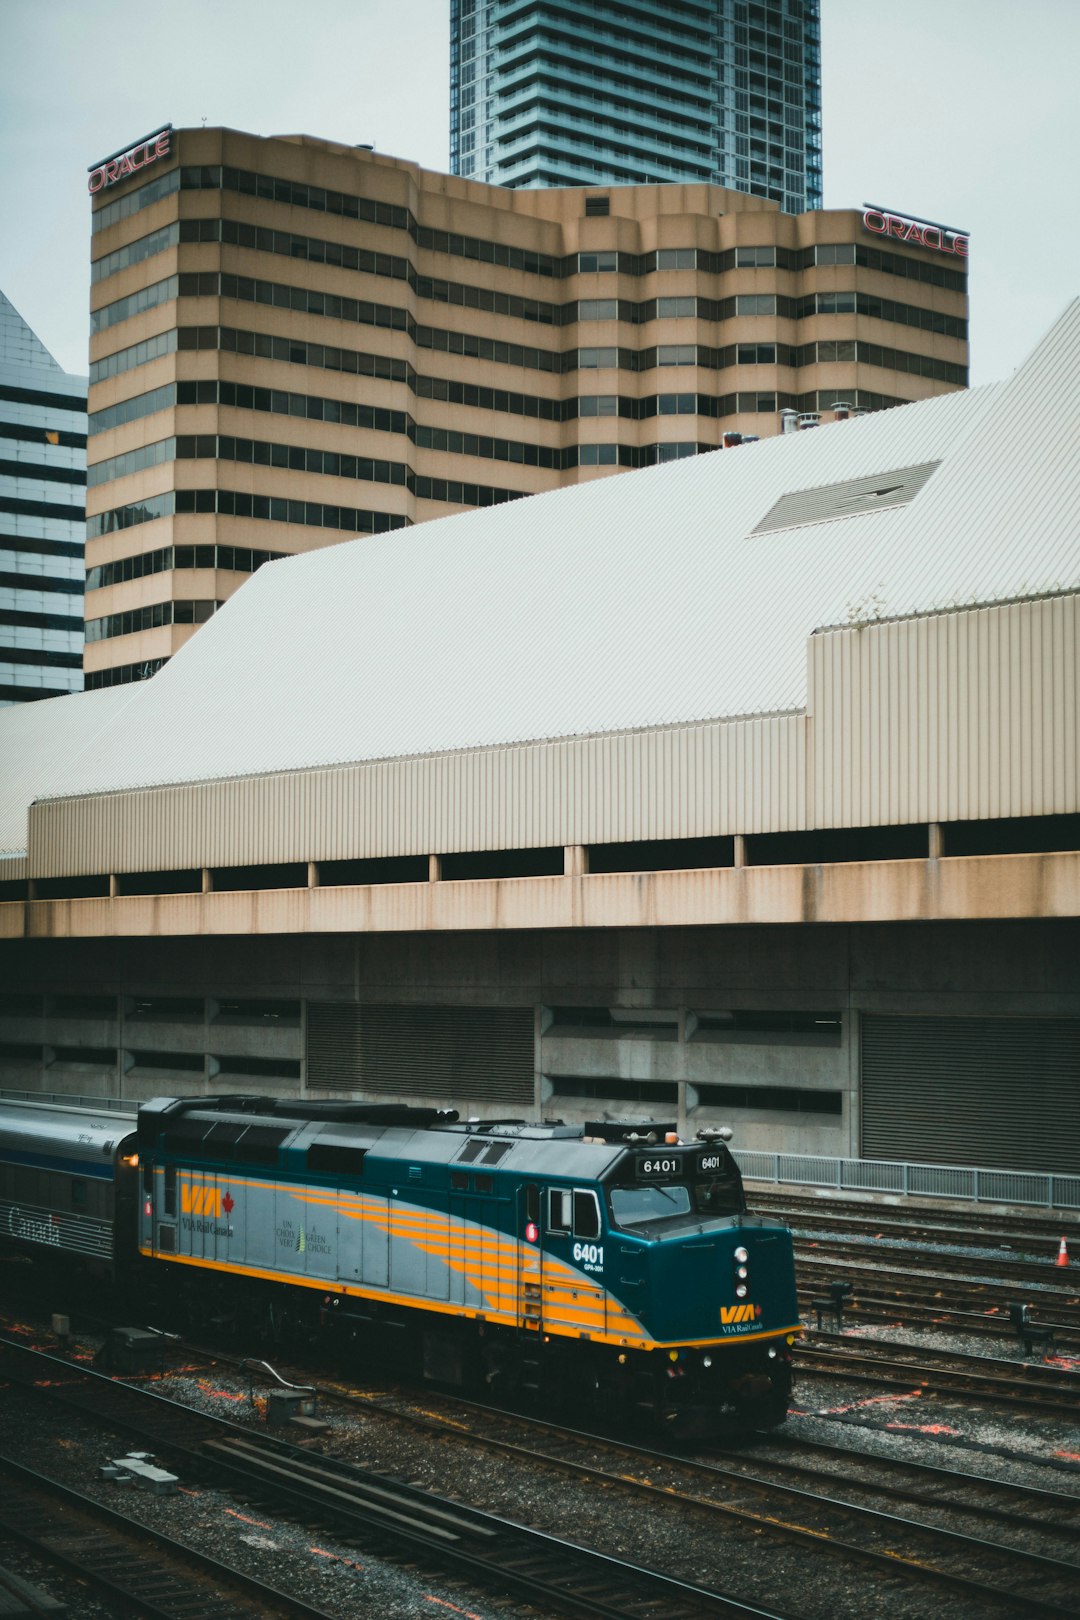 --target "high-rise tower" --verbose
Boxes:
[0,291,86,705]
[450,0,822,214]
